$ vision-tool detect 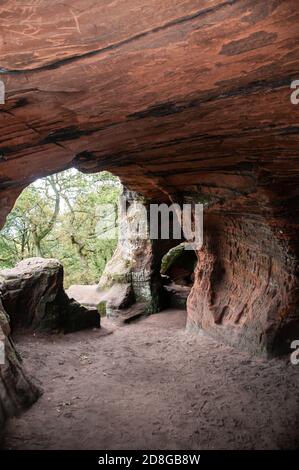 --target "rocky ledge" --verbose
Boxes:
[0,258,101,334]
[0,300,41,433]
